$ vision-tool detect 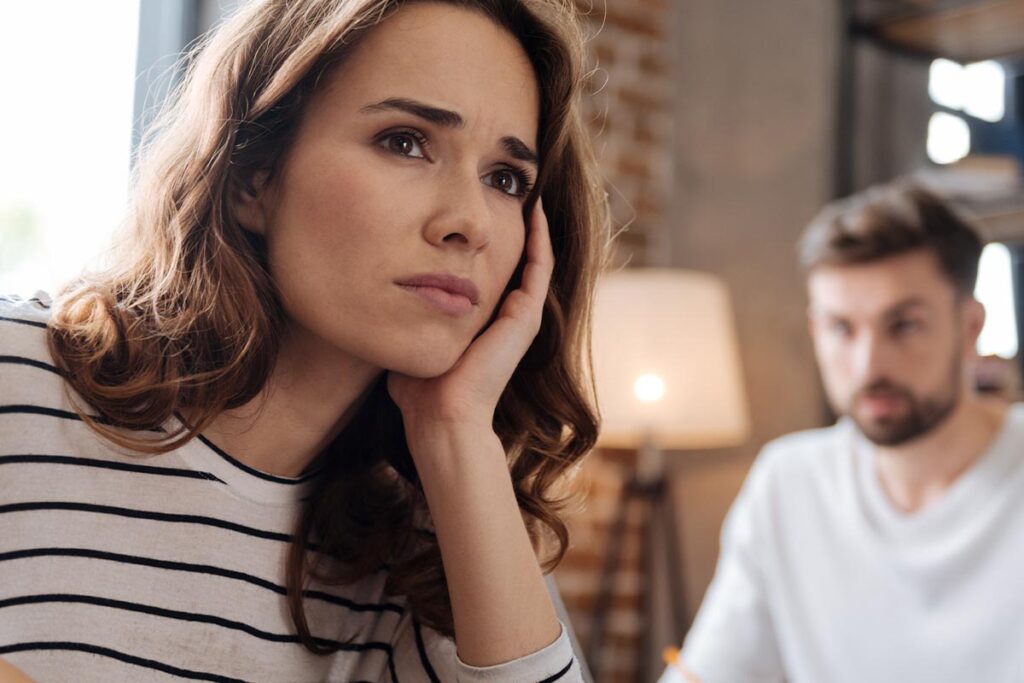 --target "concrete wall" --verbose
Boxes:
[666,0,839,631]
[851,40,931,192]
[186,2,848,681]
